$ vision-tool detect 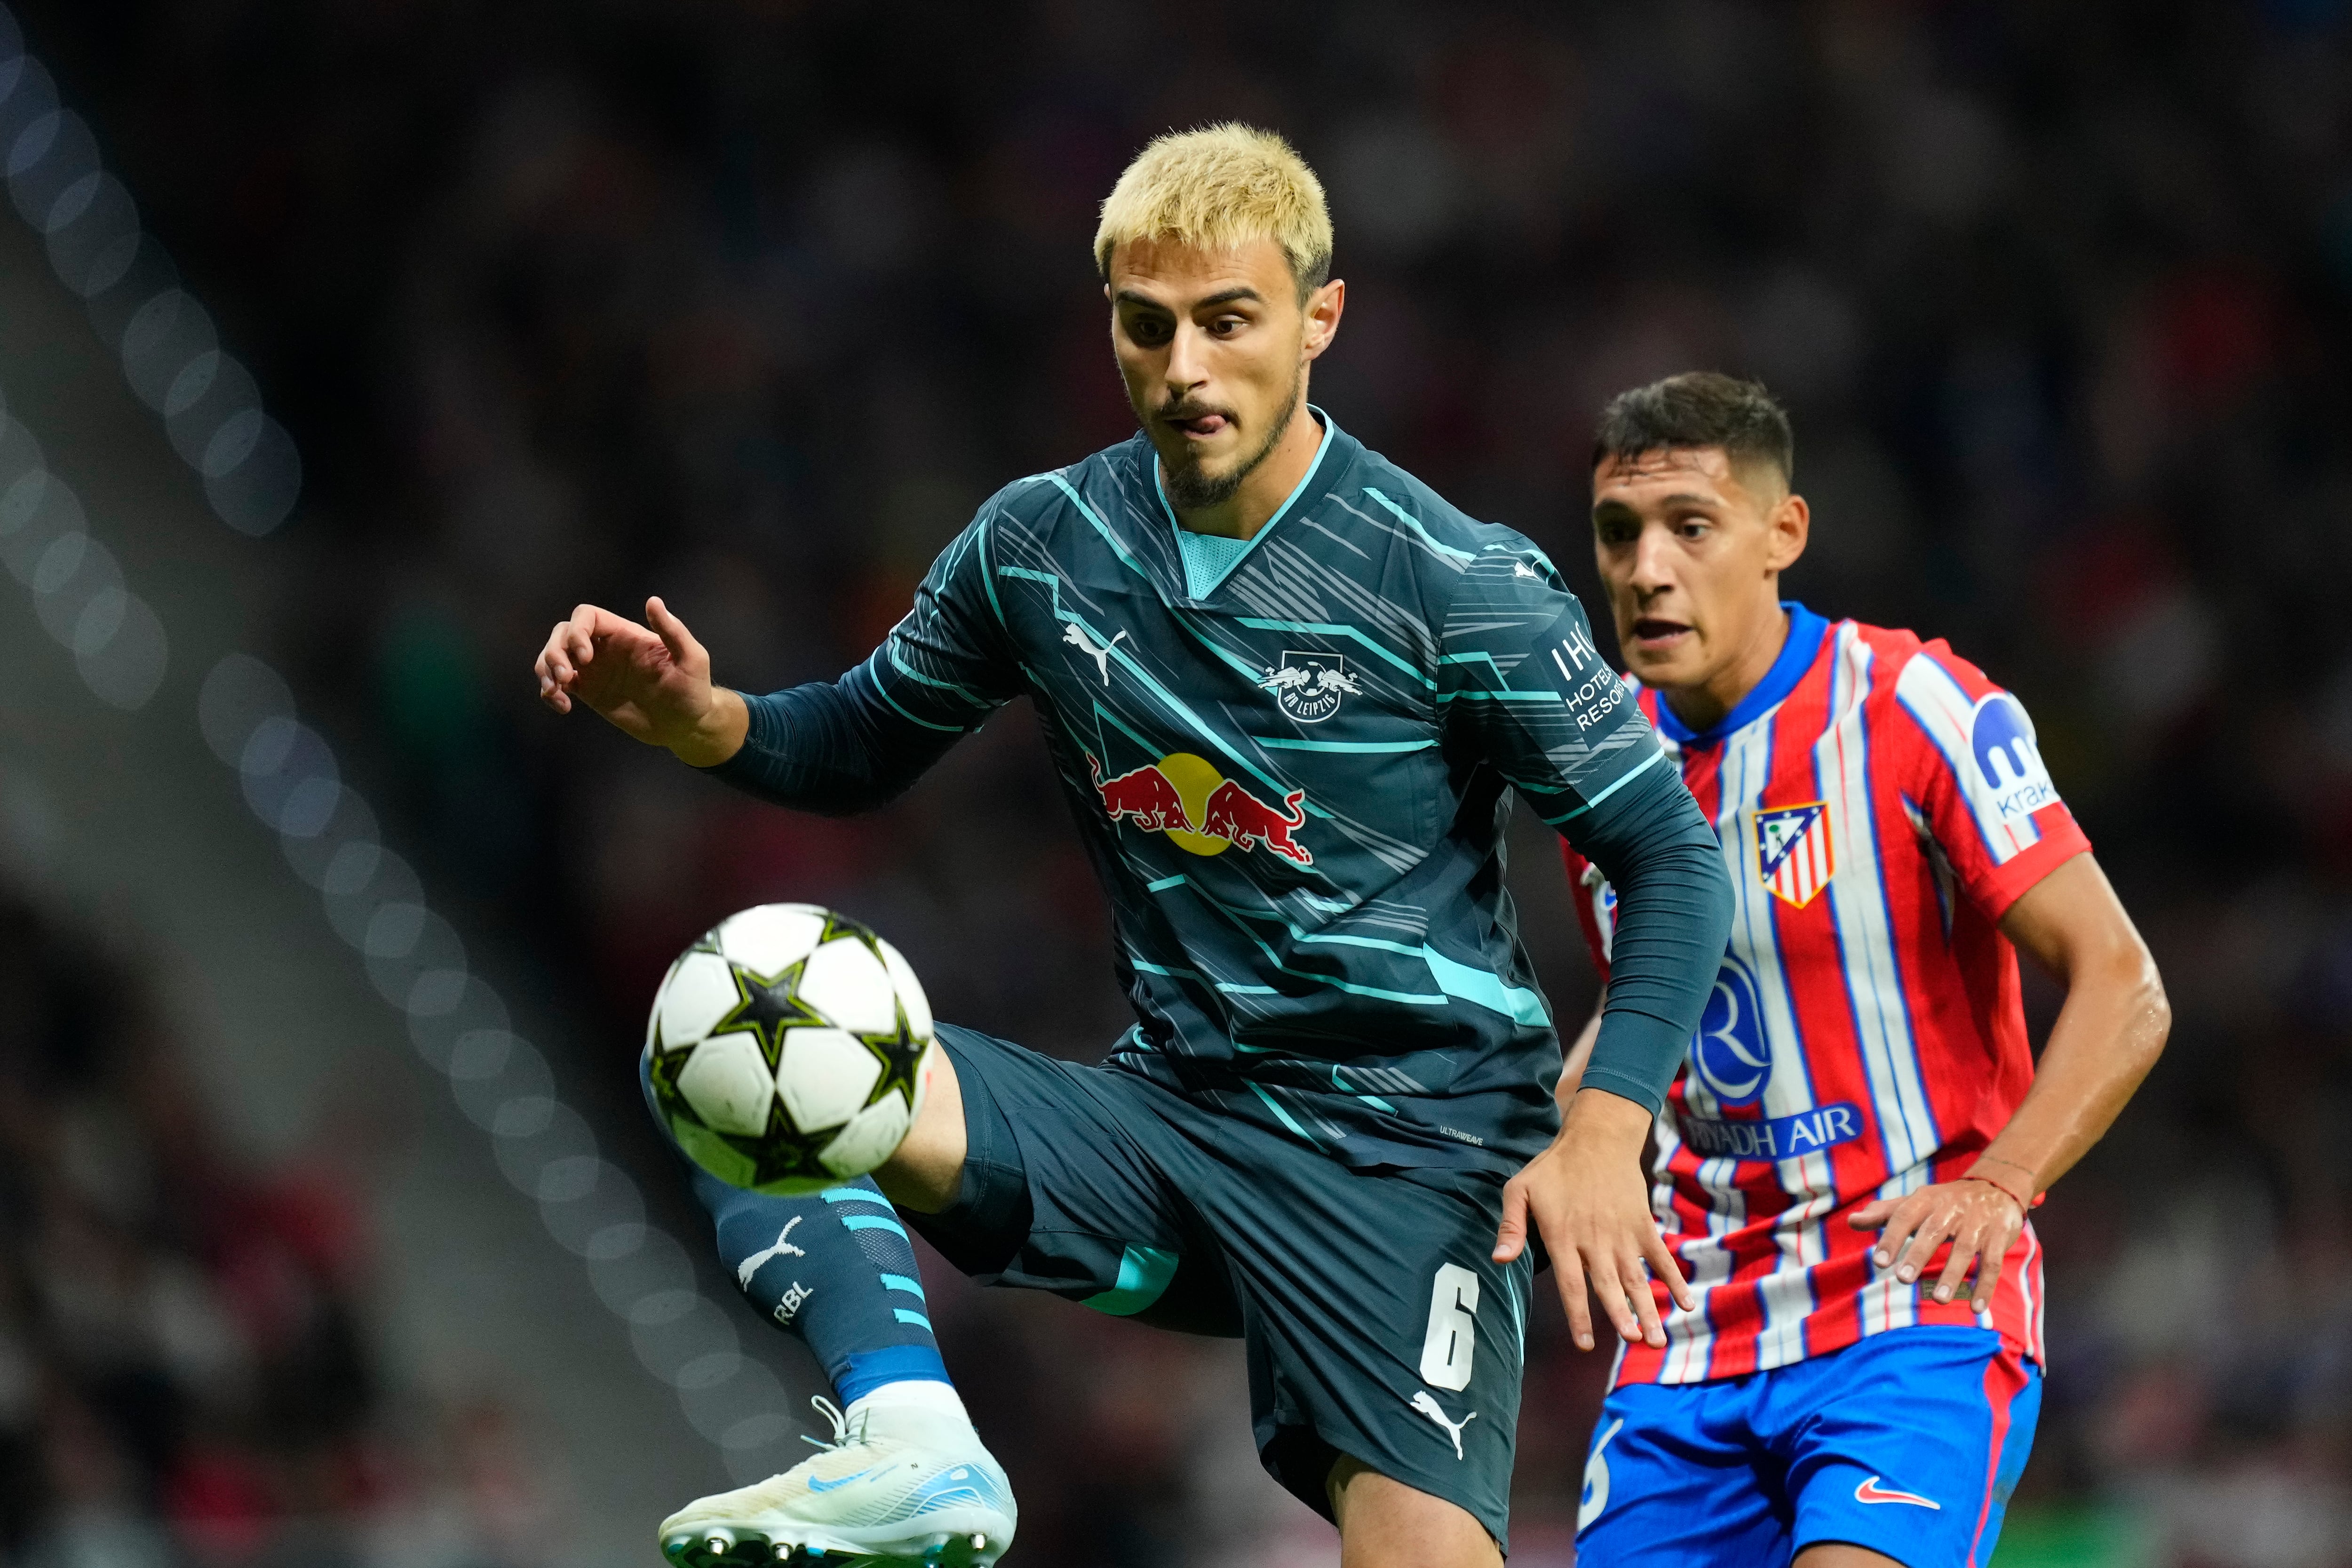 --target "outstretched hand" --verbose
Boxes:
[534,597,747,766]
[1846,1177,2026,1314]
[1494,1088,1694,1352]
